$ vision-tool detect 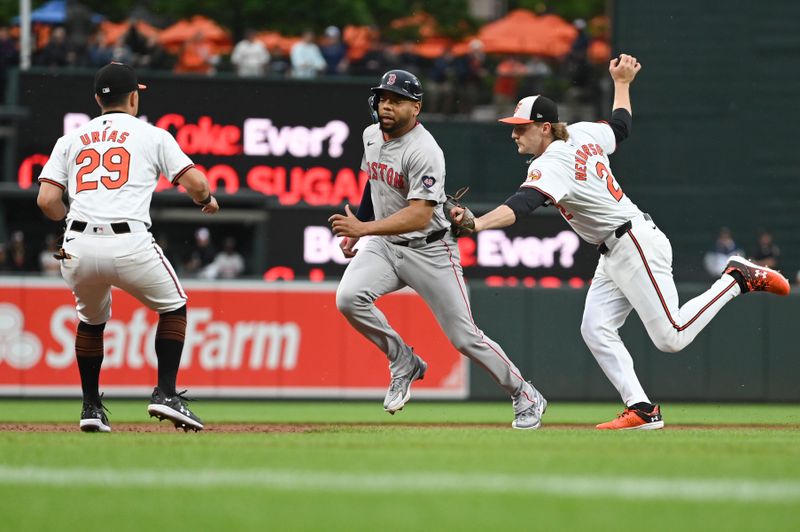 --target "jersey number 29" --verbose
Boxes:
[75,147,131,192]
[596,161,623,202]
